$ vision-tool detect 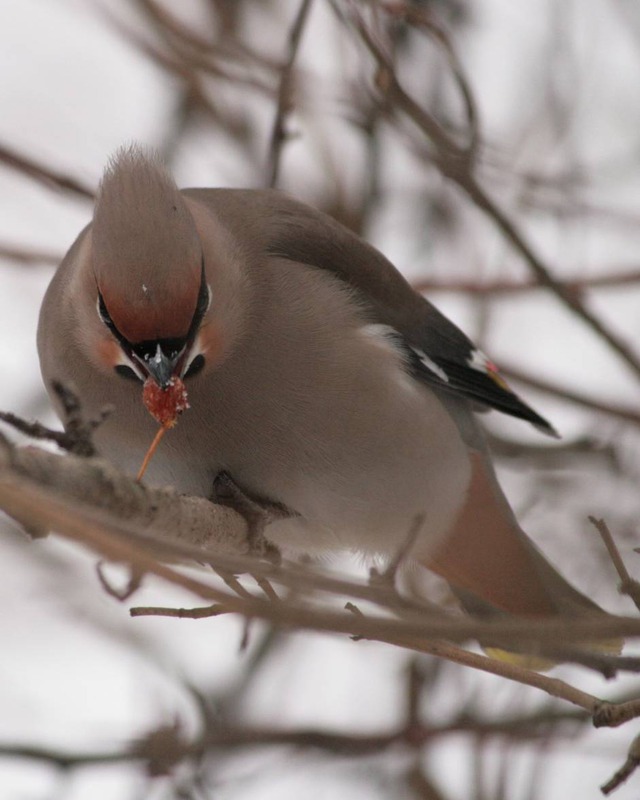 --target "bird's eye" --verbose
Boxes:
[184,354,205,379]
